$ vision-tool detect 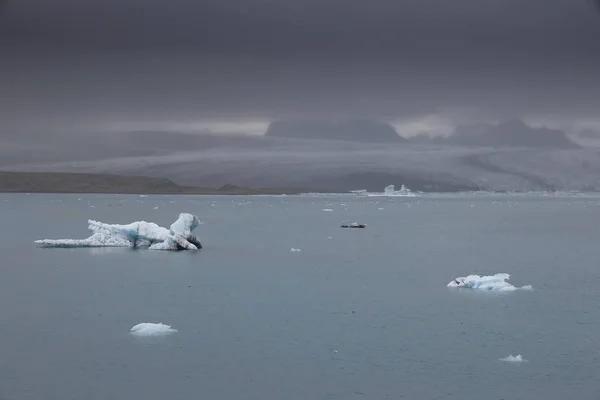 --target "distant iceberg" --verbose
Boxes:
[35,213,202,251]
[355,185,418,197]
[500,354,526,363]
[130,322,178,336]
[447,273,532,291]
